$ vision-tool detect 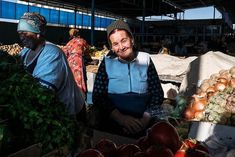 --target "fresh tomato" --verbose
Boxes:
[175,139,210,157]
[182,138,197,148]
[174,150,186,157]
[182,138,209,153]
